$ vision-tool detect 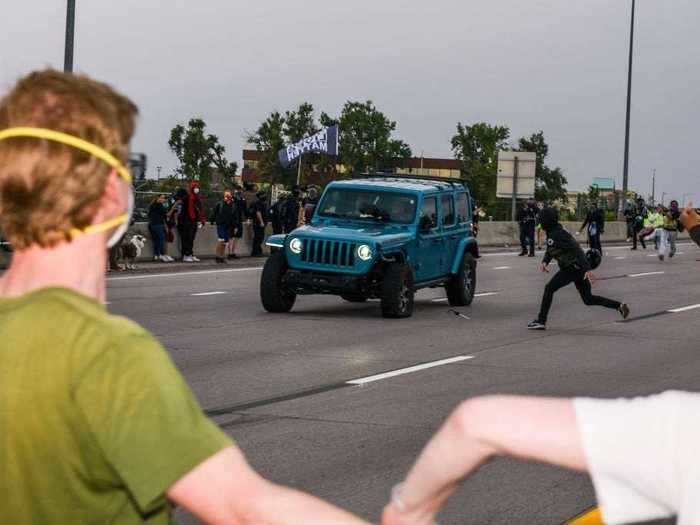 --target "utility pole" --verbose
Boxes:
[511,156,519,222]
[64,0,76,72]
[621,0,635,218]
[651,168,656,205]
